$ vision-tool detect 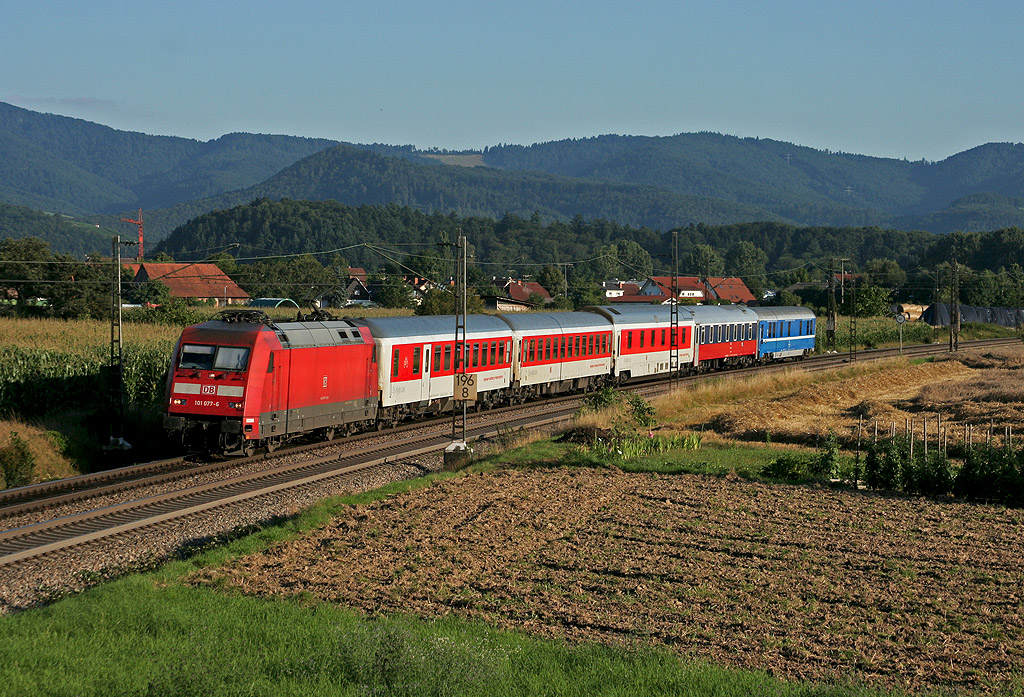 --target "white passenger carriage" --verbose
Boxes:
[499,312,614,399]
[352,315,513,421]
[585,305,696,381]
